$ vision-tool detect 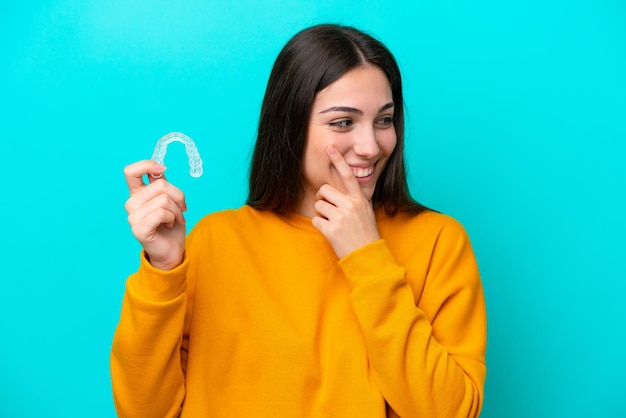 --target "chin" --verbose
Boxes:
[360,187,376,201]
